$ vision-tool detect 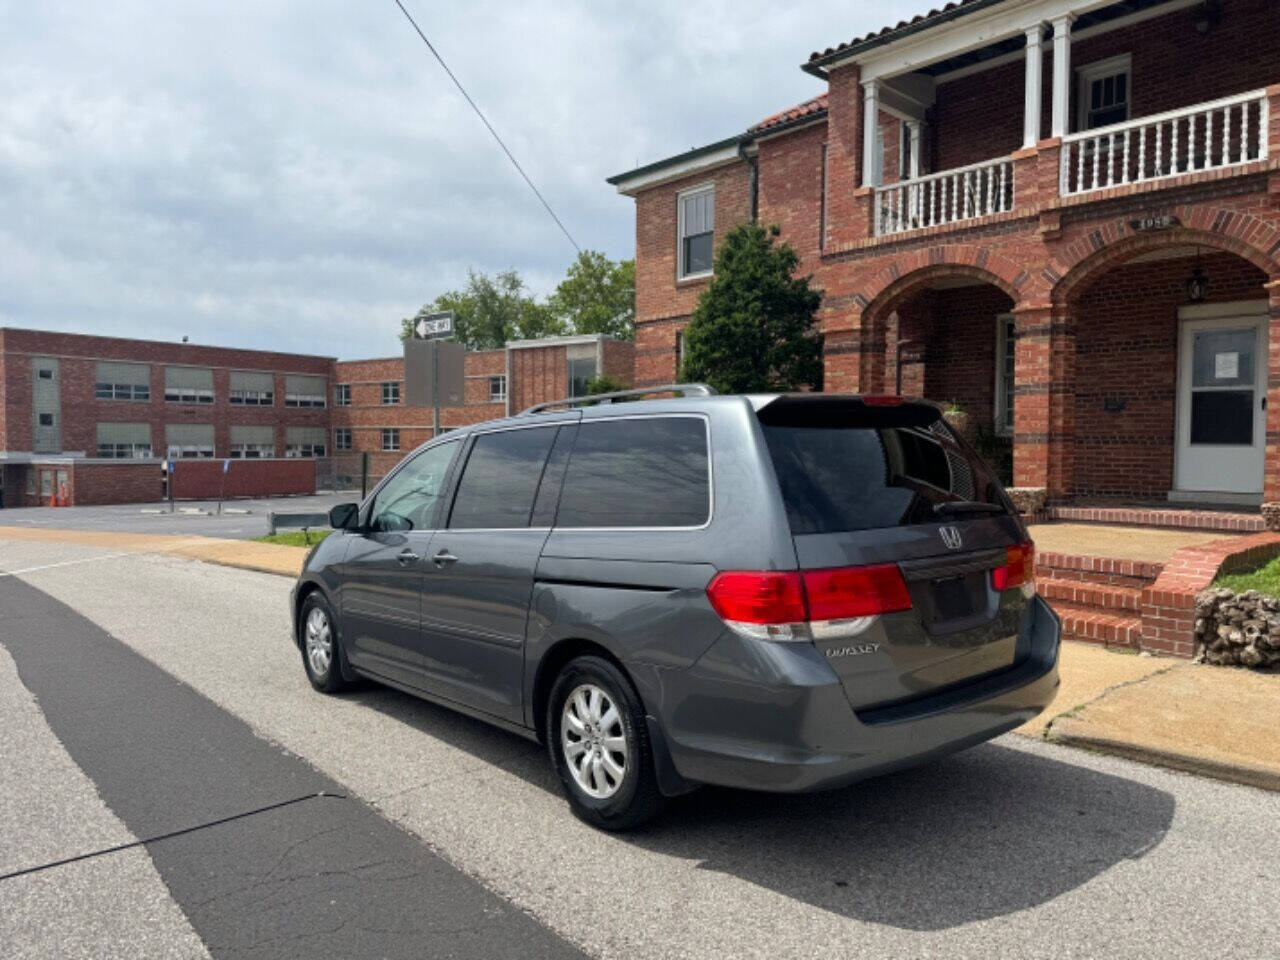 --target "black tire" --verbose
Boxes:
[299,591,351,694]
[547,655,665,831]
